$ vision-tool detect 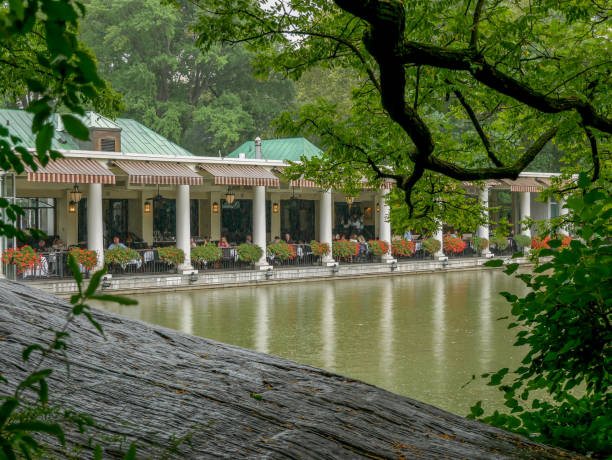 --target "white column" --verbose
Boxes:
[519,191,531,238]
[87,183,104,270]
[253,185,269,267]
[319,189,334,264]
[559,198,569,236]
[378,188,394,262]
[176,184,193,271]
[478,186,492,257]
[433,220,446,260]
